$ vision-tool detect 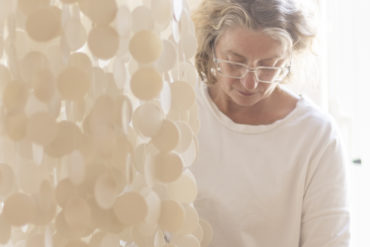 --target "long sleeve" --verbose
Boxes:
[300,133,350,247]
